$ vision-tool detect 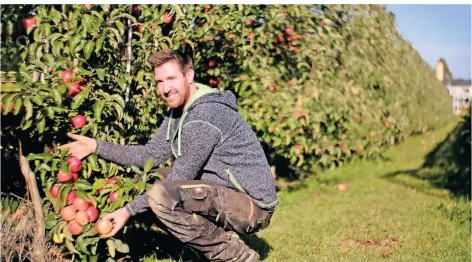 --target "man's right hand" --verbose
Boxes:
[58,132,97,160]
